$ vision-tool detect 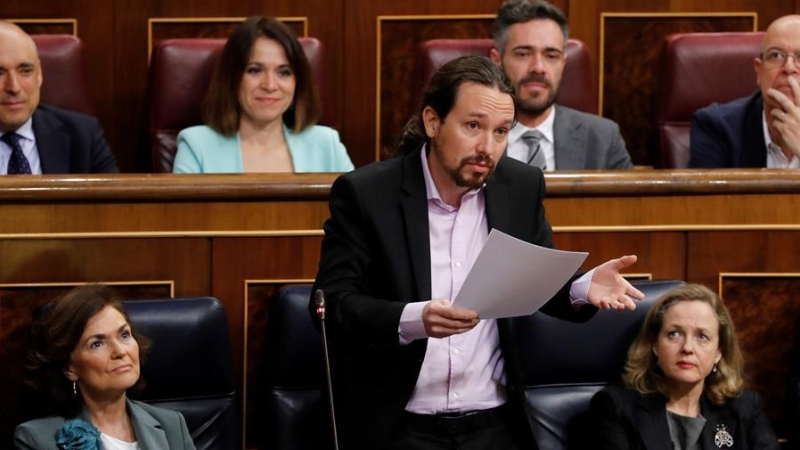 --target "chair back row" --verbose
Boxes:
[266,280,685,450]
[656,32,762,168]
[33,32,764,170]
